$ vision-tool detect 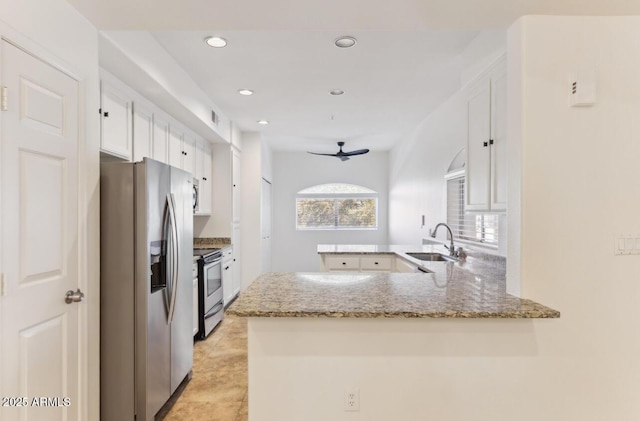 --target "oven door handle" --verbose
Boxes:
[166,192,179,324]
[204,303,224,319]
